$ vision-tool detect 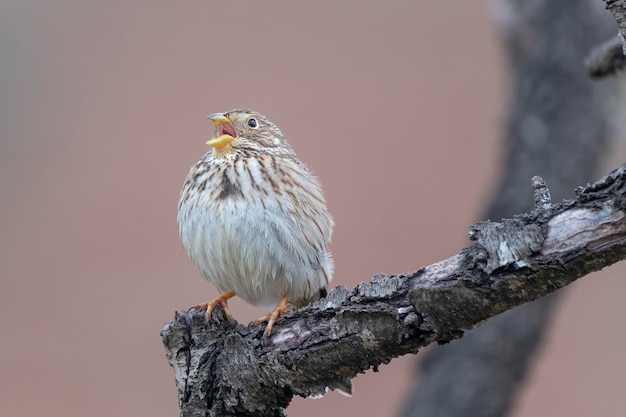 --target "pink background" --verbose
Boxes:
[1,2,625,416]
